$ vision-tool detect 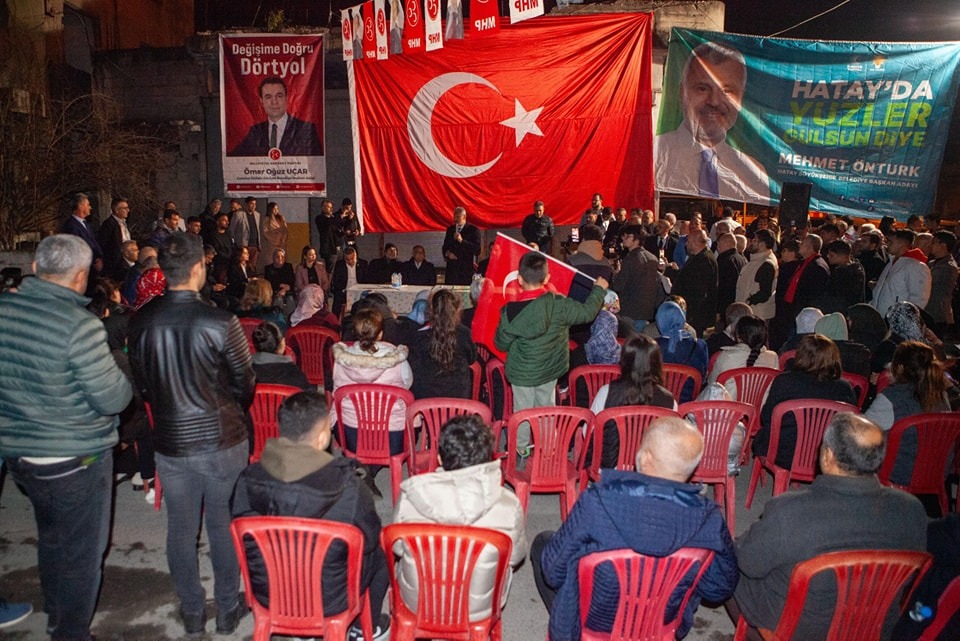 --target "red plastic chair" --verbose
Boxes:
[286,325,339,388]
[662,363,702,400]
[587,406,679,483]
[778,349,796,371]
[707,350,721,379]
[578,548,715,641]
[333,383,414,503]
[502,406,594,519]
[231,516,373,641]
[405,398,493,476]
[238,317,262,354]
[917,575,960,641]
[559,365,620,407]
[876,369,893,395]
[469,361,483,402]
[249,384,300,463]
[381,523,512,641]
[484,357,514,423]
[745,399,855,509]
[878,412,960,515]
[840,372,869,411]
[733,549,932,641]
[679,400,756,536]
[715,367,779,459]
